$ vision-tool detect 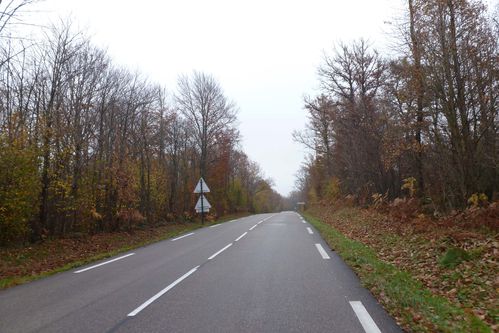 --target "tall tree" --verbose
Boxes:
[175,71,237,178]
